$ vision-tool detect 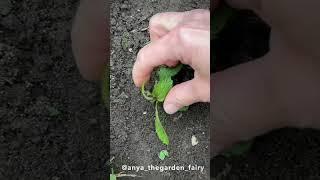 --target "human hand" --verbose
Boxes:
[212,0,320,156]
[71,0,108,81]
[226,0,320,59]
[132,9,210,114]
